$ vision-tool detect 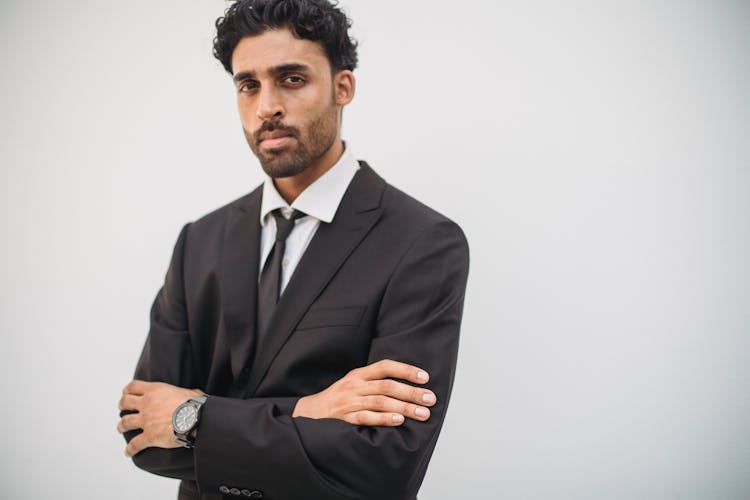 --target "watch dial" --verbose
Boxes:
[175,405,197,433]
